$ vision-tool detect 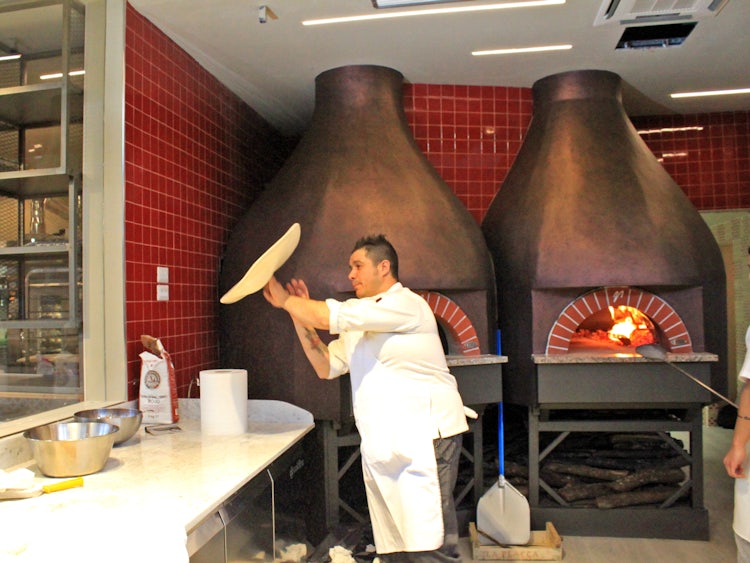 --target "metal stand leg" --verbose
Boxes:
[455,411,484,507]
[320,420,365,531]
[689,406,704,509]
[472,413,484,505]
[528,406,540,507]
[321,421,340,529]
